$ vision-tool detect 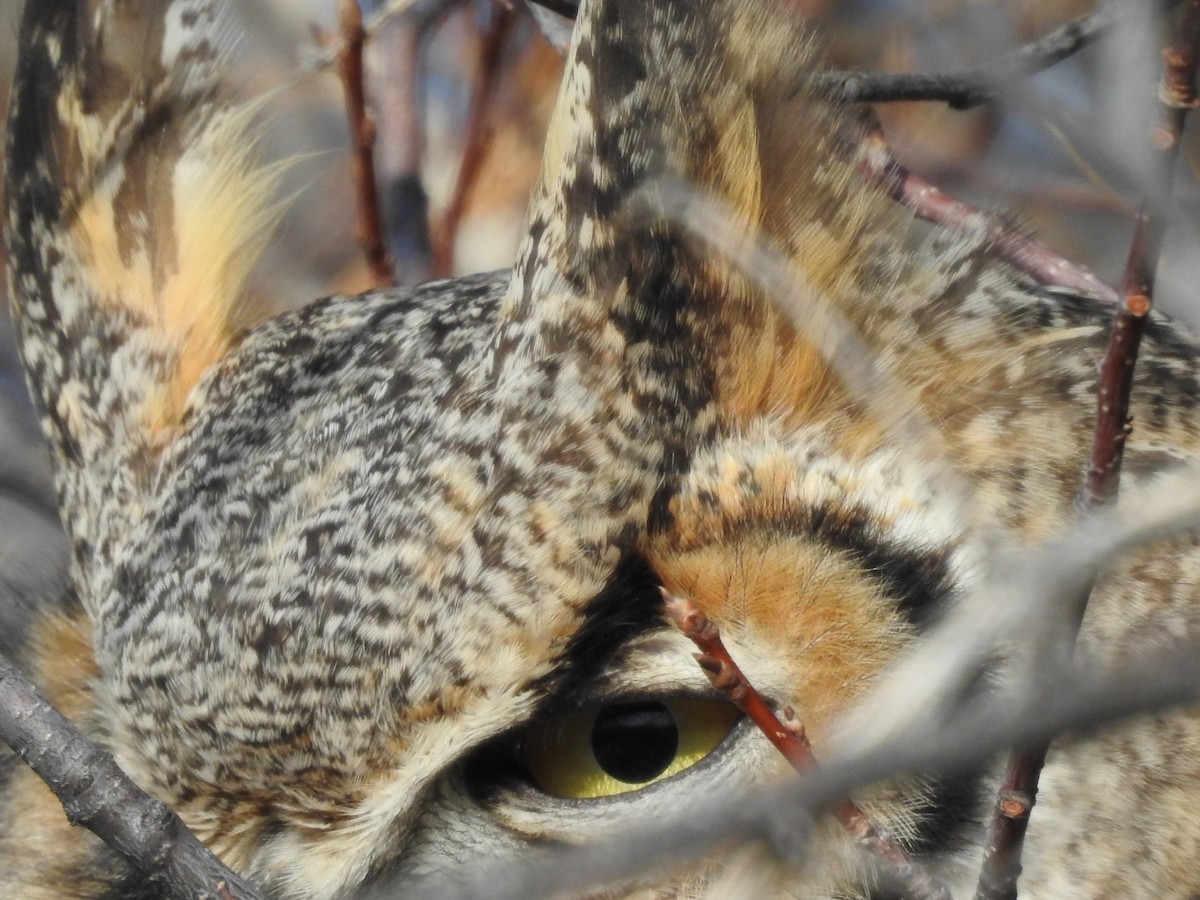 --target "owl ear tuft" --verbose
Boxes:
[499,0,907,443]
[6,0,283,587]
